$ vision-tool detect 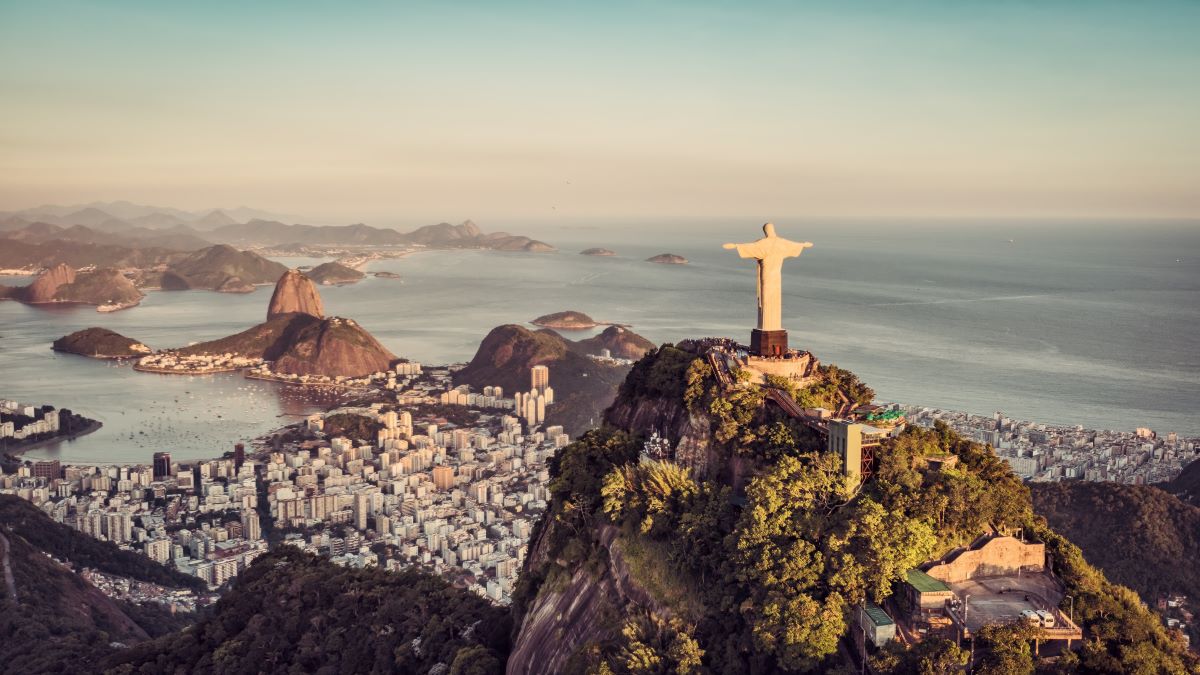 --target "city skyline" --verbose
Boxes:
[2,1,1199,222]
